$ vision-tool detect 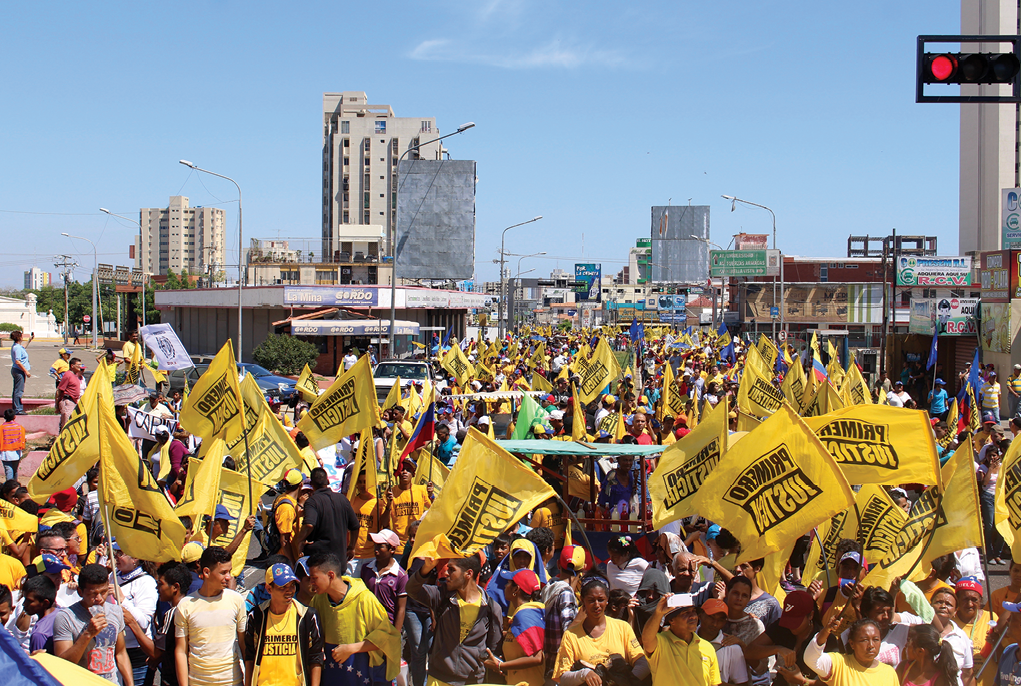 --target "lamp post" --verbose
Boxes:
[61,233,98,349]
[388,122,475,358]
[179,160,243,361]
[498,216,543,340]
[690,235,724,328]
[721,195,782,340]
[511,252,544,330]
[100,208,148,345]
